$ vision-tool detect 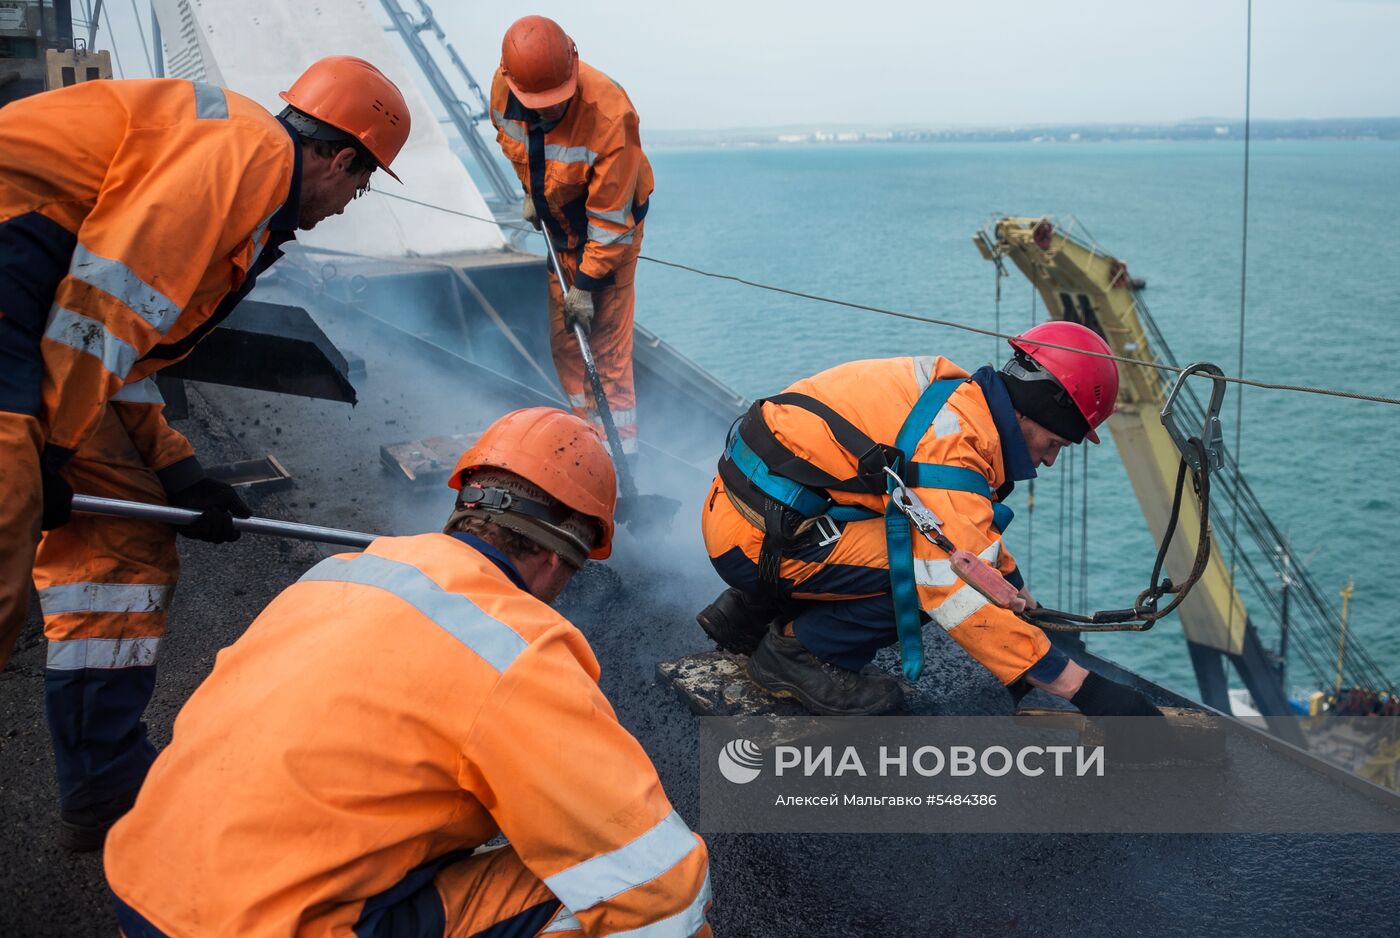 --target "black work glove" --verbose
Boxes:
[168,477,251,543]
[1006,679,1034,708]
[1070,672,1164,717]
[40,464,73,531]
